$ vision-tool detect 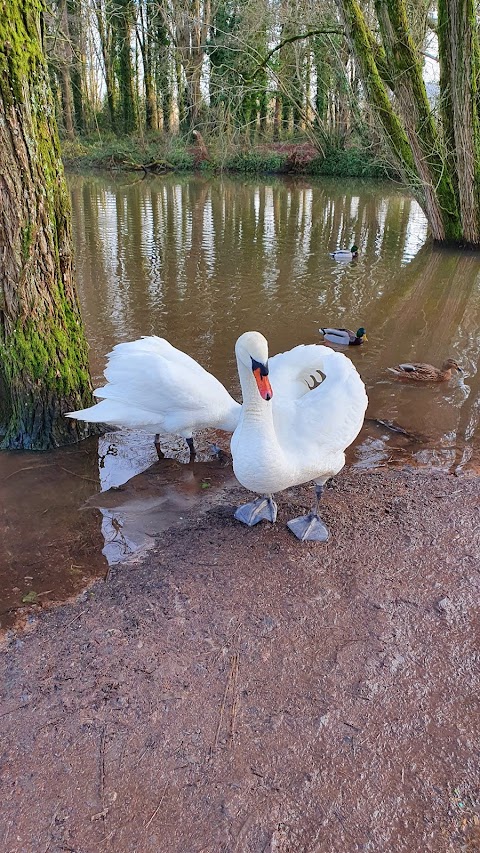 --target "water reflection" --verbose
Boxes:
[87,432,235,566]
[70,173,432,384]
[70,171,479,470]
